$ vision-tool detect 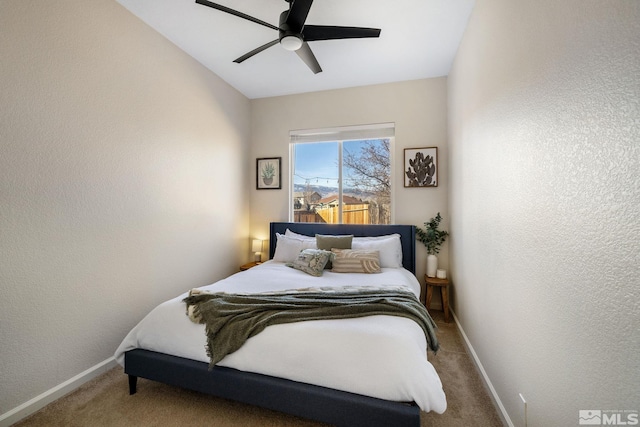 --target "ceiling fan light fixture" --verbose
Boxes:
[280,35,303,51]
[195,1,381,73]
